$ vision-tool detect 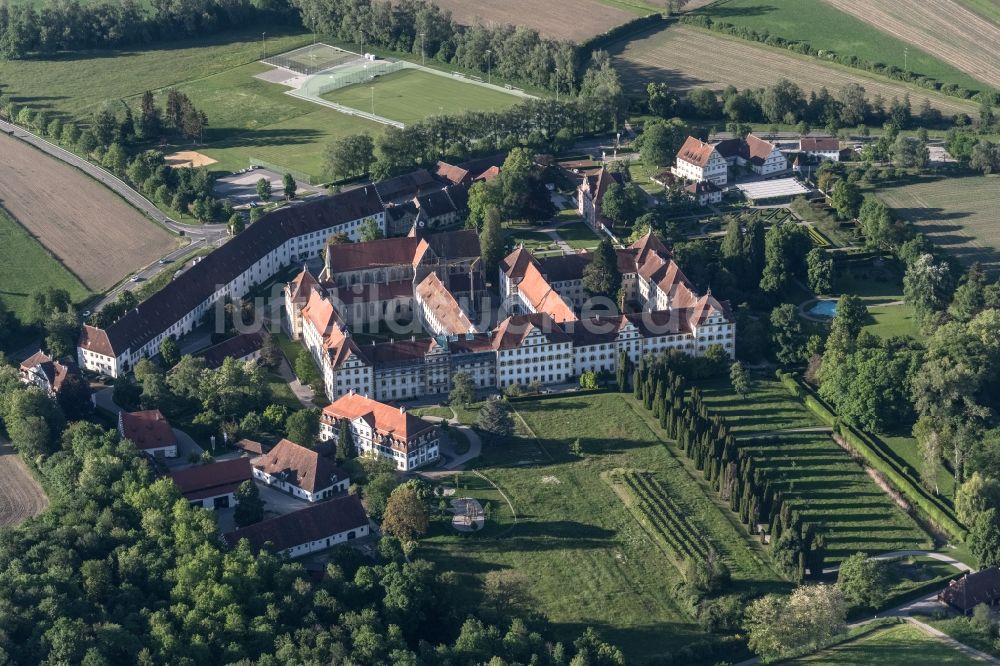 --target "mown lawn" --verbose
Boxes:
[688,376,930,560]
[864,303,923,340]
[556,221,603,250]
[0,205,92,318]
[695,375,819,435]
[741,431,931,561]
[782,622,979,665]
[922,615,1000,660]
[420,392,785,662]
